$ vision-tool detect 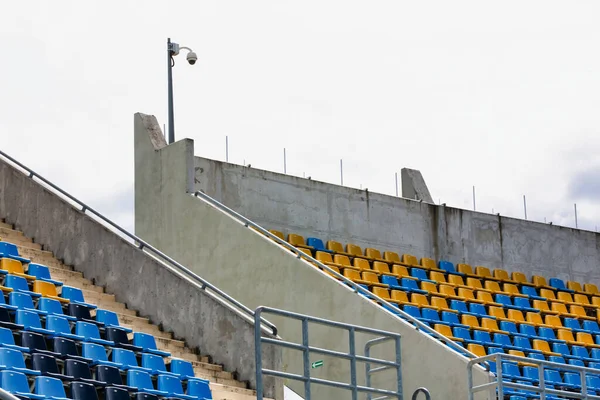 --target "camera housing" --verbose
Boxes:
[186,52,198,65]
